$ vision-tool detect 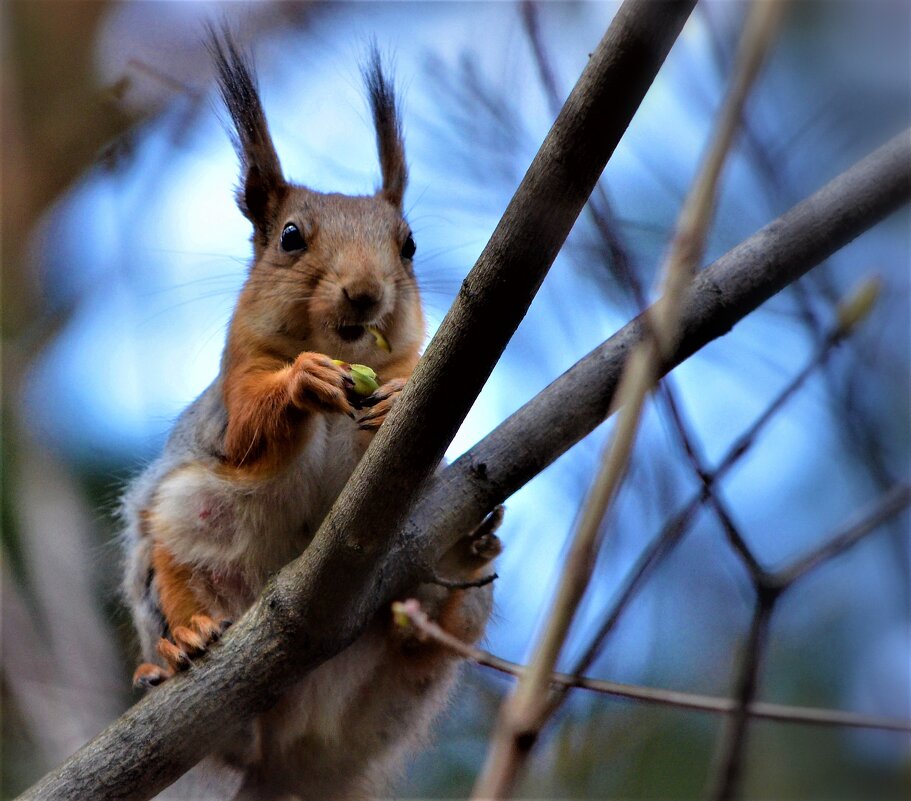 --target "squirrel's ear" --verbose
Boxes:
[208,26,287,241]
[363,47,407,209]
